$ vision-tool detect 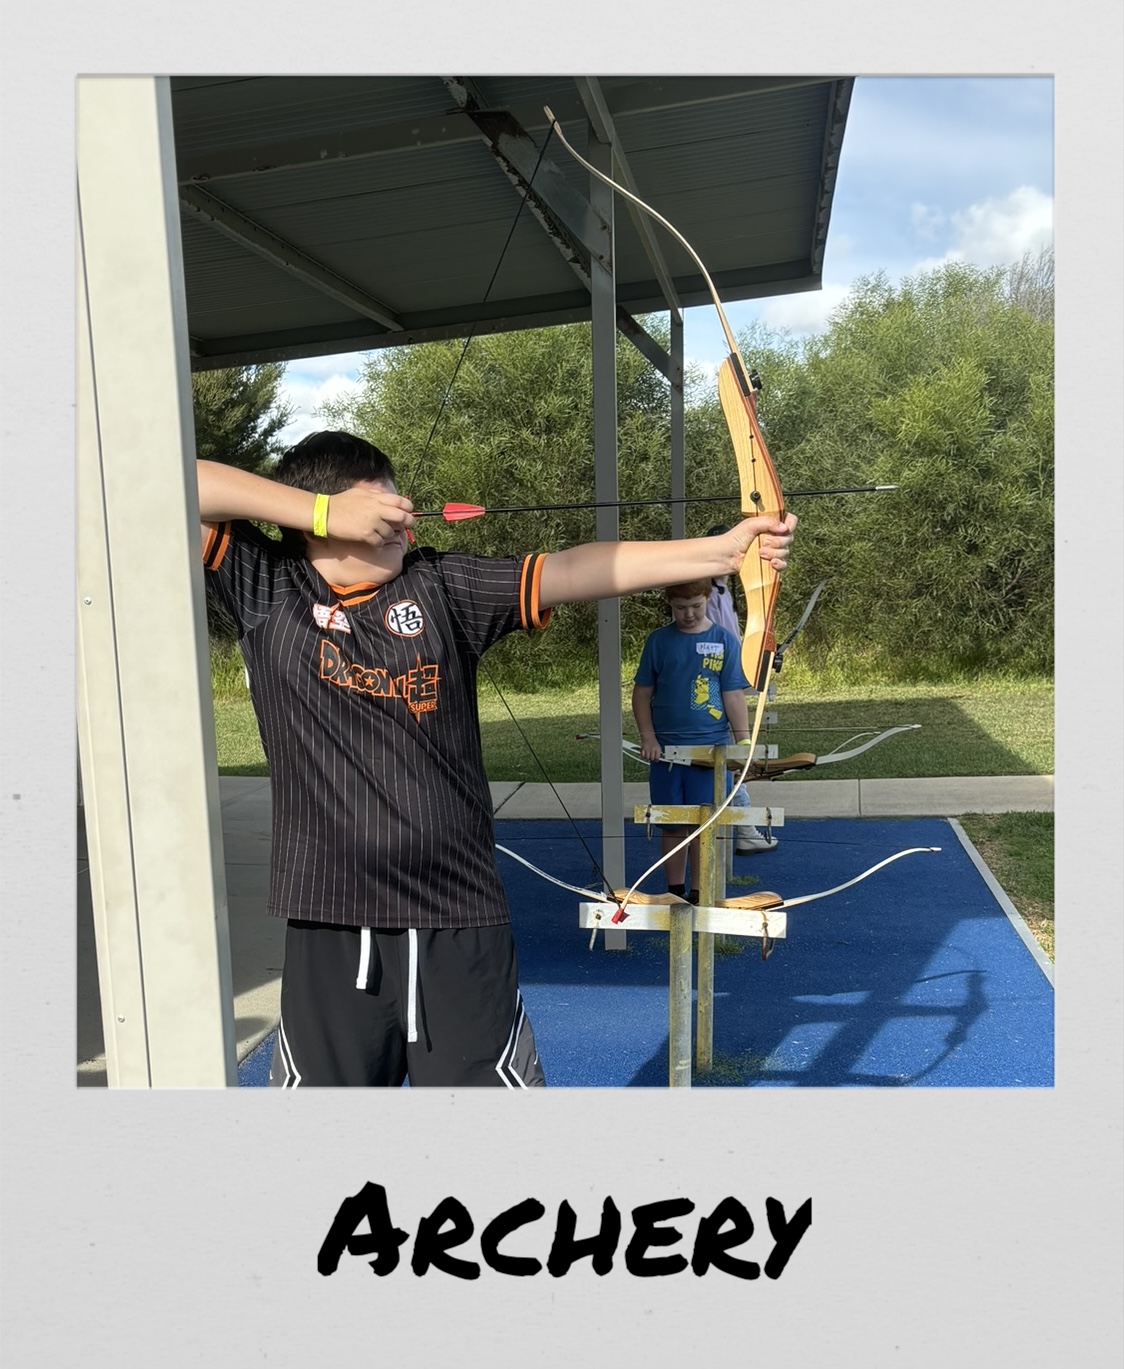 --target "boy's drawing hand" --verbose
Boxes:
[325,487,416,546]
